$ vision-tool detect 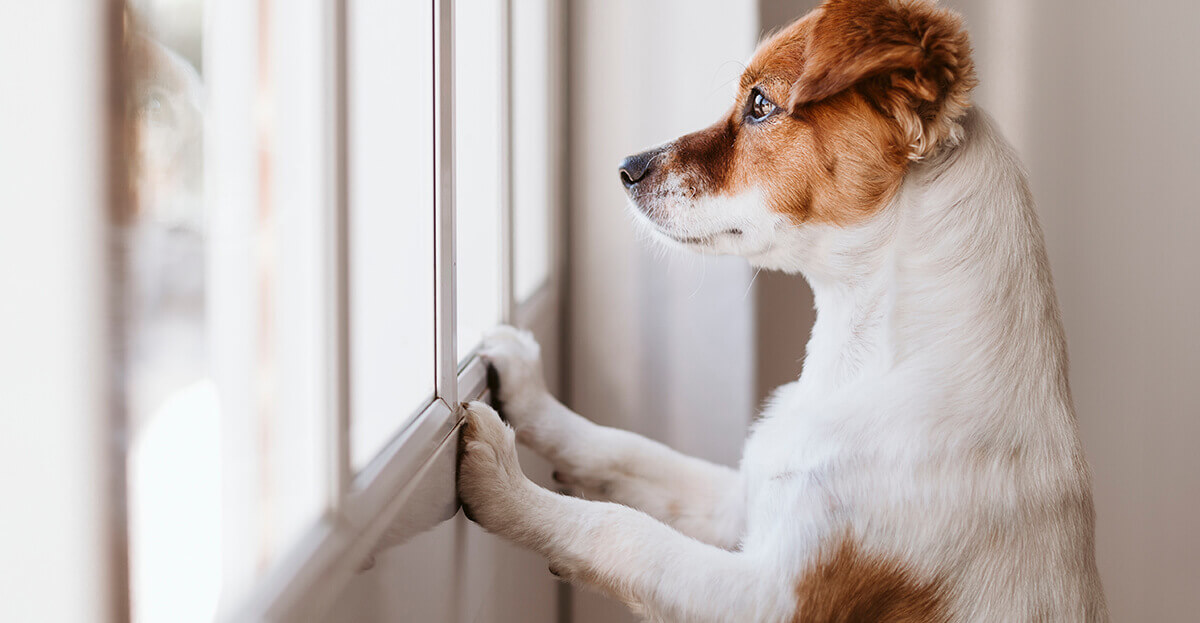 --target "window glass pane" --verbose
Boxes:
[456,0,504,361]
[127,1,337,614]
[348,0,436,470]
[204,1,336,602]
[122,3,219,621]
[512,0,552,301]
[265,0,334,572]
